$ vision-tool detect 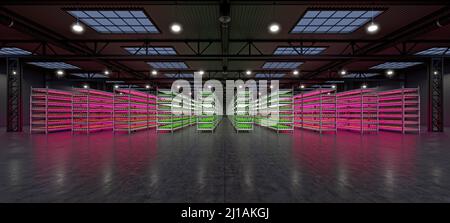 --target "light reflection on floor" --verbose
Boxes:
[0,121,449,202]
